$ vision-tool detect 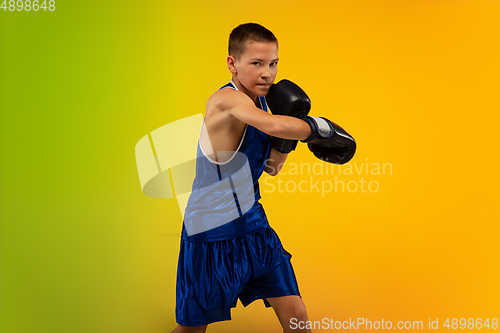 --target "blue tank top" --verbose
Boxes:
[181,81,272,242]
